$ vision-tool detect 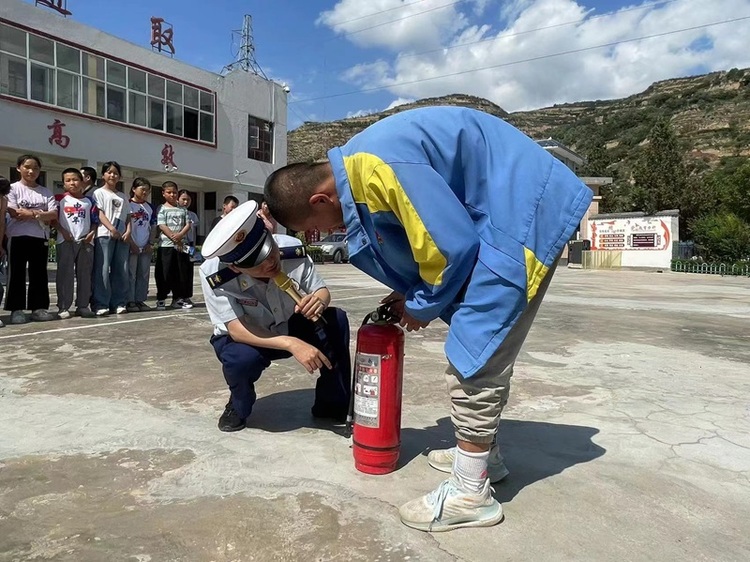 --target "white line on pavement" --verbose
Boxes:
[0,311,206,340]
